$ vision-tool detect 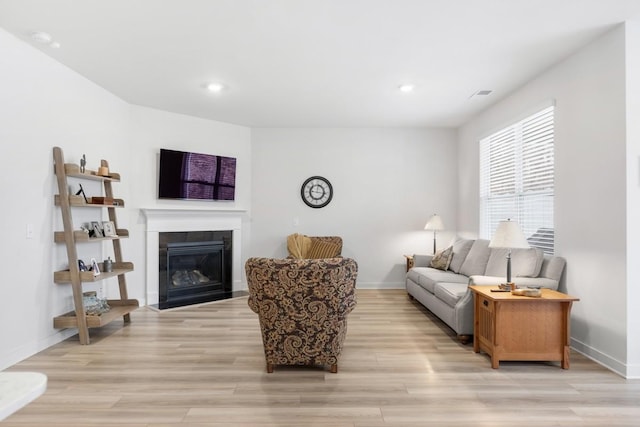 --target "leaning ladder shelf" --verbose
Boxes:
[52,146,138,344]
